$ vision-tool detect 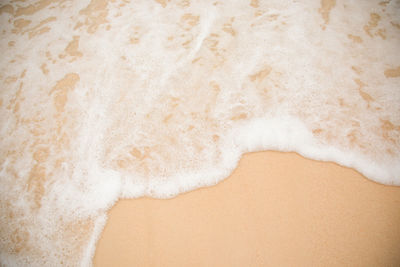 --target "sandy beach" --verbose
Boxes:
[1,1,400,266]
[94,152,400,266]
